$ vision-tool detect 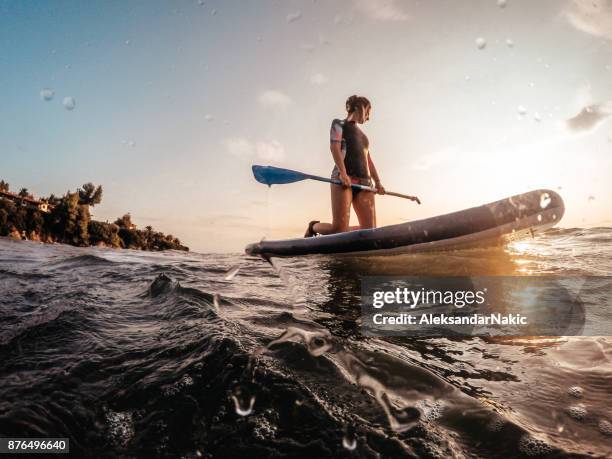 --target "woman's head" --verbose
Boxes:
[345,95,371,123]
